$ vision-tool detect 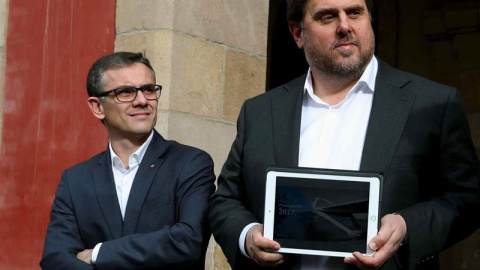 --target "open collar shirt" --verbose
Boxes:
[109,130,154,219]
[91,130,154,263]
[298,57,378,269]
